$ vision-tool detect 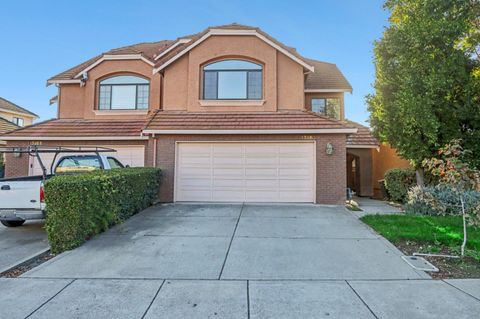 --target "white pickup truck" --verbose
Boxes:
[0,146,125,227]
